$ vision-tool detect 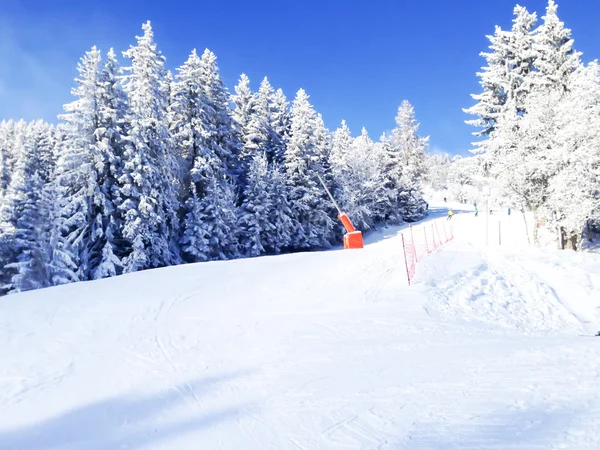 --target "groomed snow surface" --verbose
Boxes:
[1,201,600,449]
